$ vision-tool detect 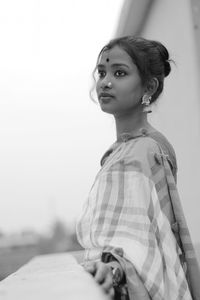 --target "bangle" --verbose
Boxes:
[110,266,122,287]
